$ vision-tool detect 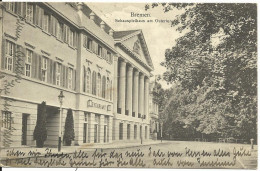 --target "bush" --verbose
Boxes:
[33,101,47,148]
[63,109,75,146]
